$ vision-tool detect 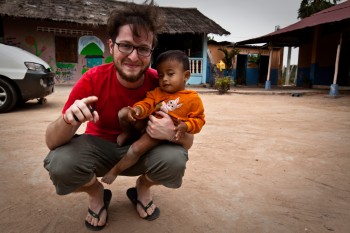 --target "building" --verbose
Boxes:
[236,0,350,91]
[207,40,283,86]
[0,0,229,84]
